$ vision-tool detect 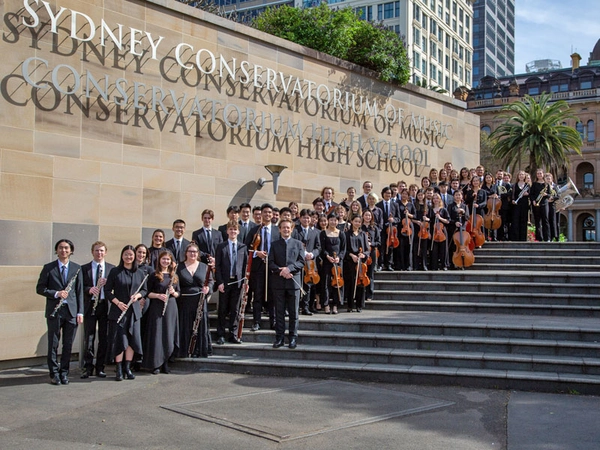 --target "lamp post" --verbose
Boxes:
[257,164,287,195]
